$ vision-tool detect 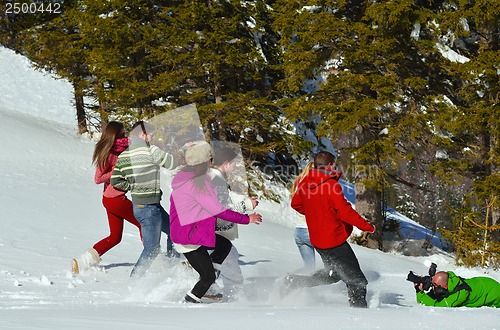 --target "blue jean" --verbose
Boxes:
[295,227,315,270]
[130,203,174,277]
